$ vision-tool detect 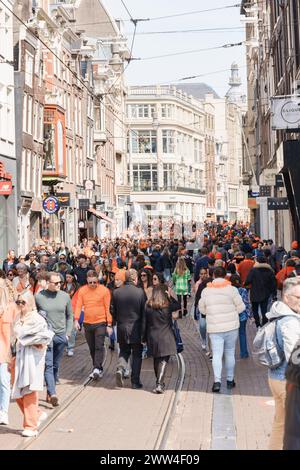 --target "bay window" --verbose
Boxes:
[162,130,175,153]
[130,130,157,153]
[131,164,158,191]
